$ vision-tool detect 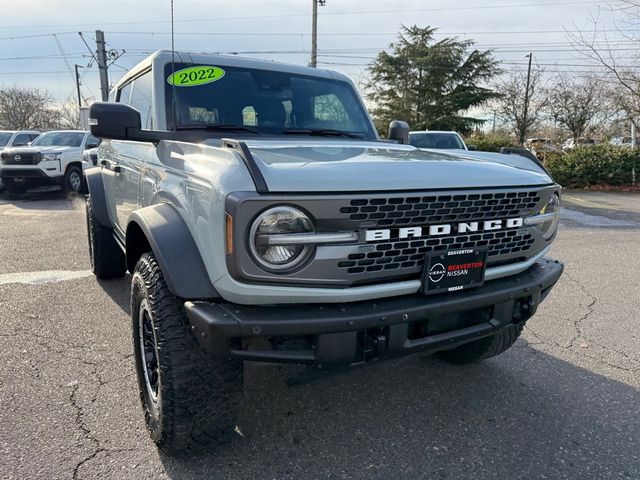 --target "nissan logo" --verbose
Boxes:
[14,155,21,162]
